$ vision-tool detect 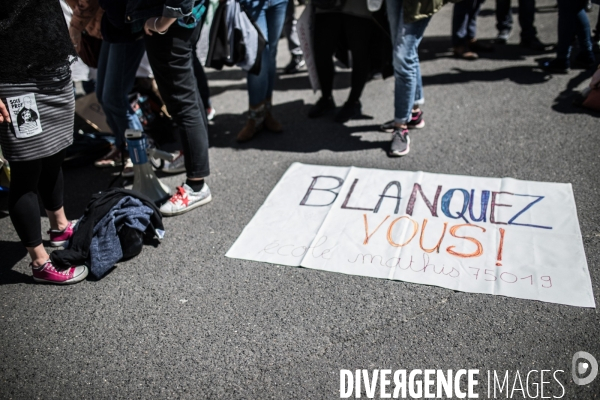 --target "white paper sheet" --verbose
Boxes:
[226,163,595,308]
